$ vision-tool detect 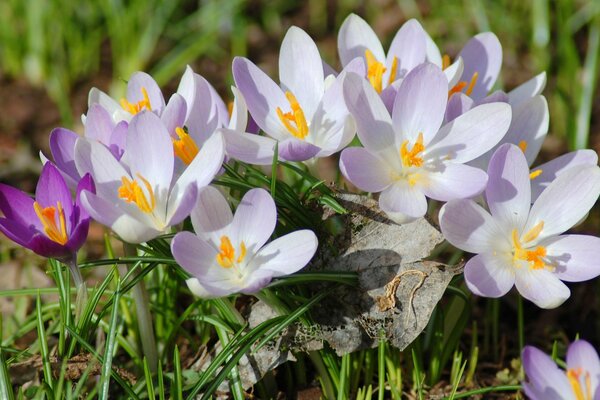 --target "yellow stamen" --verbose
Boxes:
[227,101,234,118]
[529,169,543,180]
[518,140,528,153]
[276,91,309,140]
[567,368,592,400]
[400,132,425,168]
[118,174,156,213]
[120,87,152,115]
[365,49,386,93]
[216,235,247,268]
[448,72,479,97]
[172,127,199,165]
[33,201,68,245]
[388,56,399,86]
[442,54,451,70]
[511,222,547,270]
